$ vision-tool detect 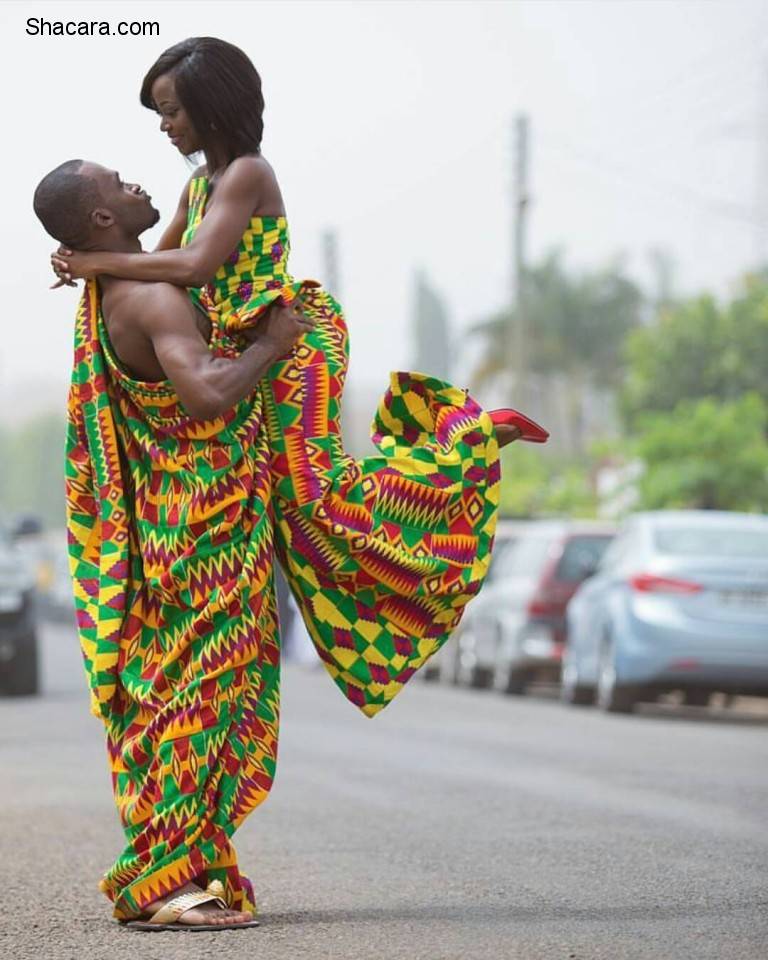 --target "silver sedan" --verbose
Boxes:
[562,510,768,713]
